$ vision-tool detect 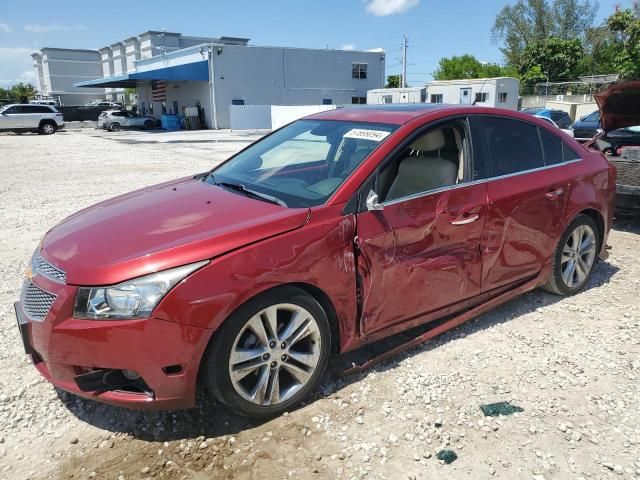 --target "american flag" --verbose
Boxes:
[151,80,167,101]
